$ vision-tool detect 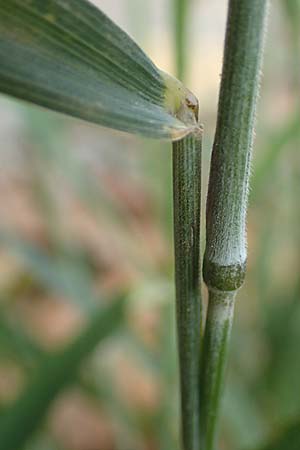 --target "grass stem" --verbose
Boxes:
[172,130,202,450]
[200,289,236,450]
[174,0,188,80]
[201,1,269,448]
